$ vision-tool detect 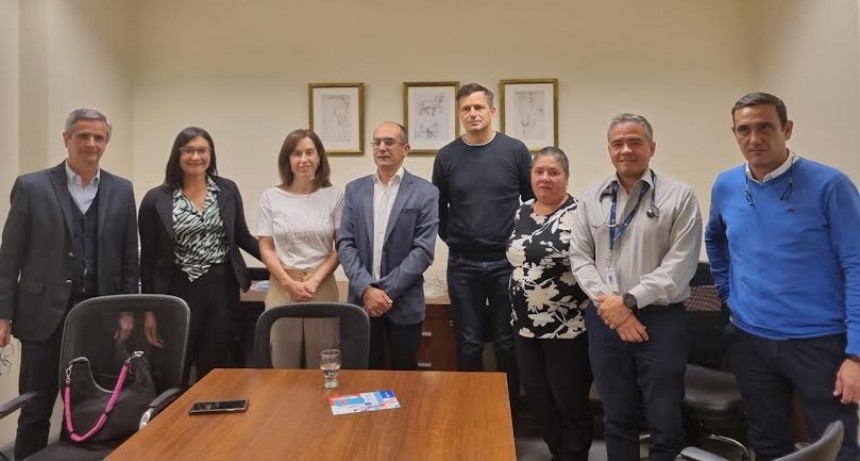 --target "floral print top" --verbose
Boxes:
[506,195,587,339]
